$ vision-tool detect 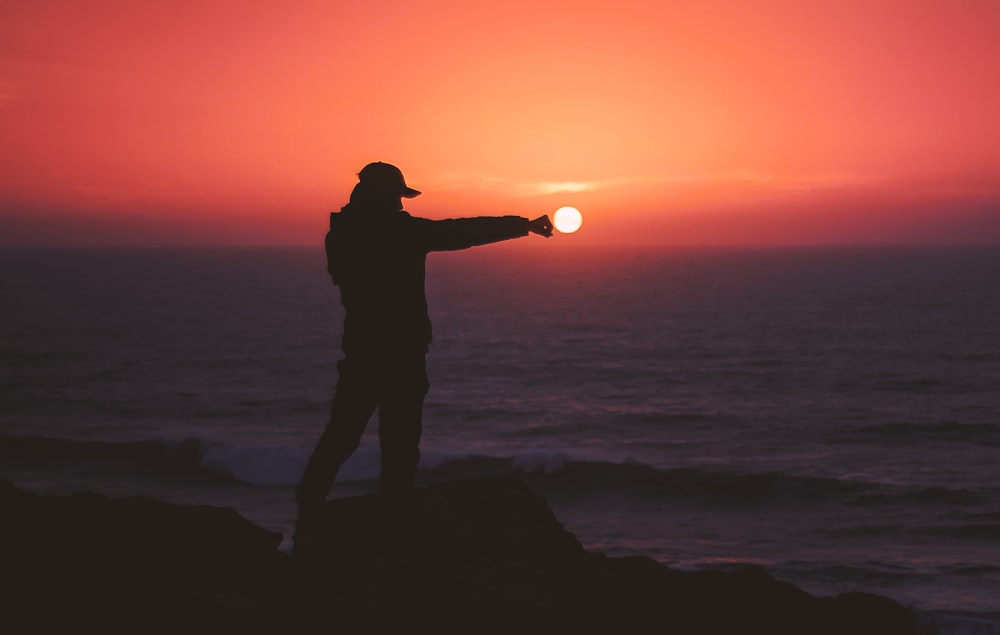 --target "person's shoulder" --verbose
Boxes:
[398,210,434,225]
[328,210,361,235]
